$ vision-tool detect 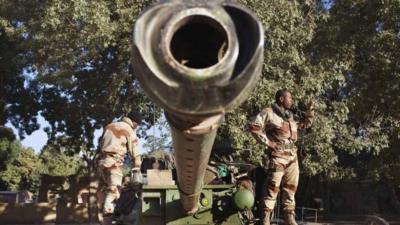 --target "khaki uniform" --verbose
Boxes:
[249,104,314,212]
[98,117,141,214]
